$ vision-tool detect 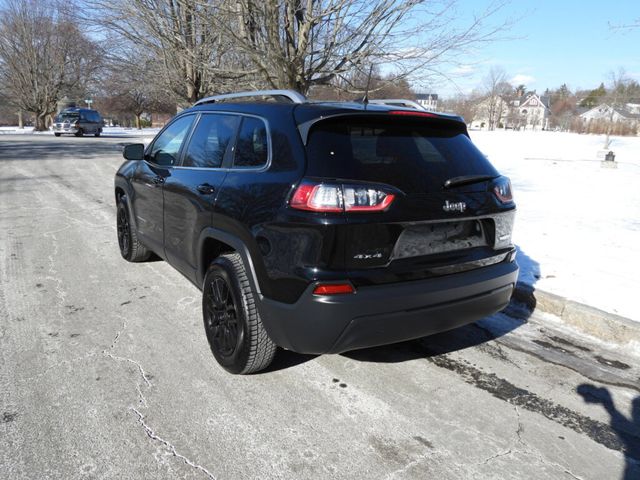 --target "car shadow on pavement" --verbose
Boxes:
[577,384,640,480]
[0,139,130,161]
[262,350,318,373]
